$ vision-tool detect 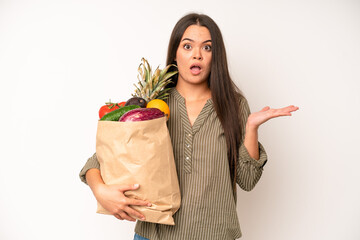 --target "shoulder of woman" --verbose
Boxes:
[235,92,251,117]
[235,91,248,106]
